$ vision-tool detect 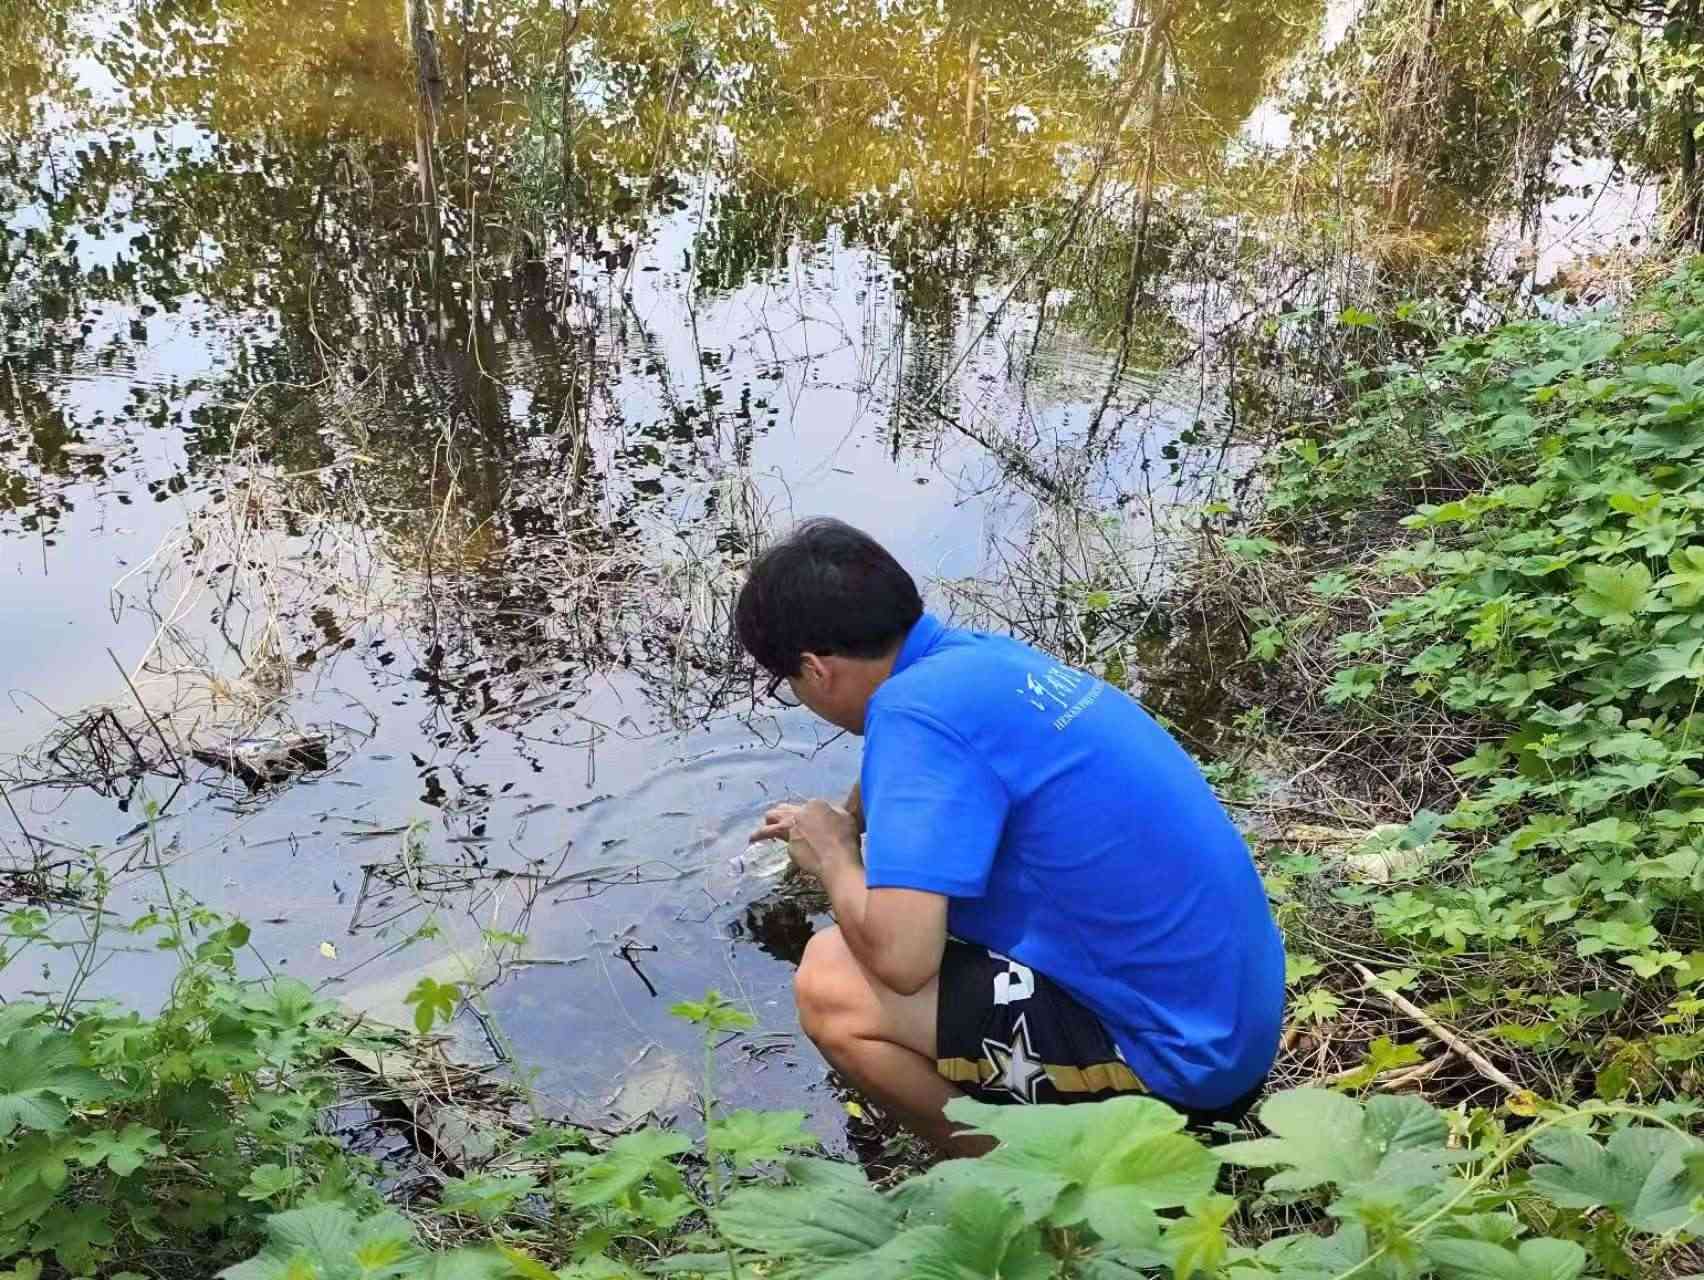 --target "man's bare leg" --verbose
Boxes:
[794,925,994,1159]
